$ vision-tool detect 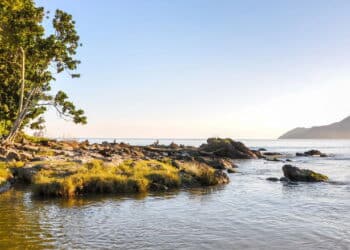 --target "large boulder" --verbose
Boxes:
[282,164,328,182]
[199,138,257,159]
